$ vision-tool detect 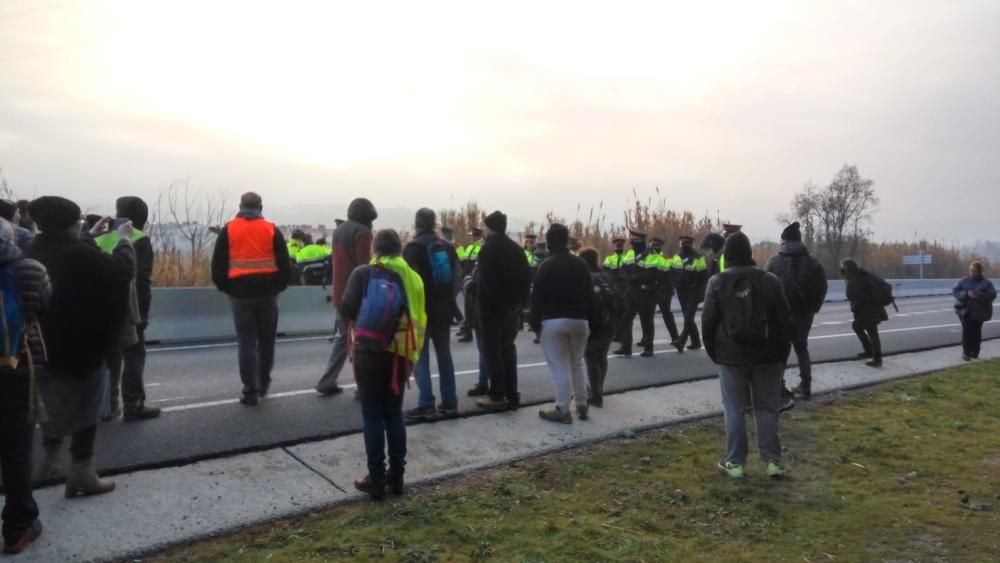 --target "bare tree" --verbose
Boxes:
[160,178,228,281]
[781,164,878,265]
[0,167,14,200]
